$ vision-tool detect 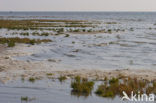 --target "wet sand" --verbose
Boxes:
[0,44,156,83]
[0,44,6,53]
